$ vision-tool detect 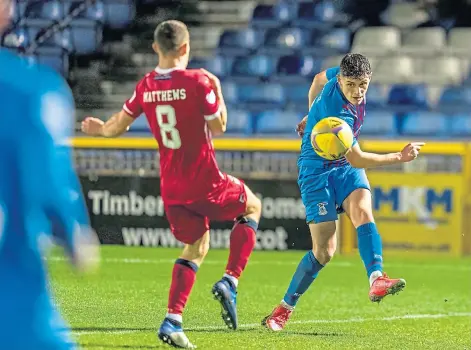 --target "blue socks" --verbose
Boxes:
[283,251,324,307]
[357,222,383,278]
[281,222,382,308]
